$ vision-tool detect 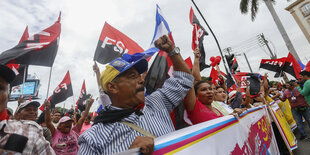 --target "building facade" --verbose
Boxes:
[286,0,310,43]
